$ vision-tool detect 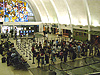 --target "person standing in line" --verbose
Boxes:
[85,44,88,56]
[6,28,8,37]
[77,44,81,58]
[51,49,56,64]
[26,33,28,41]
[63,48,68,62]
[32,34,35,42]
[21,34,23,43]
[36,53,41,68]
[60,49,63,62]
[69,45,74,60]
[45,53,49,64]
[89,44,93,56]
[94,45,98,56]
[14,27,17,39]
[41,53,44,67]
[72,50,76,62]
